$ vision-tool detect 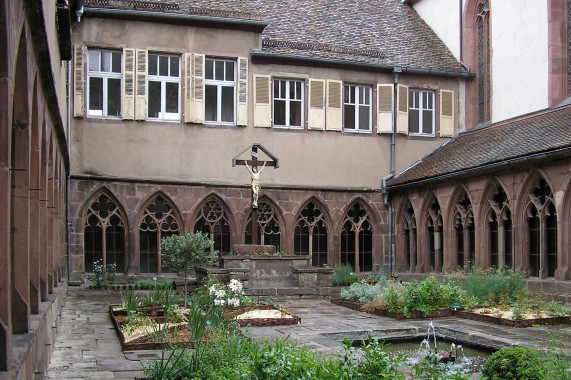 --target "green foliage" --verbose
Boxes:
[160,231,216,272]
[340,282,381,304]
[482,347,570,380]
[135,278,175,290]
[410,355,469,380]
[333,264,359,286]
[339,336,405,379]
[546,300,571,317]
[121,291,142,319]
[91,260,117,287]
[459,267,525,305]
